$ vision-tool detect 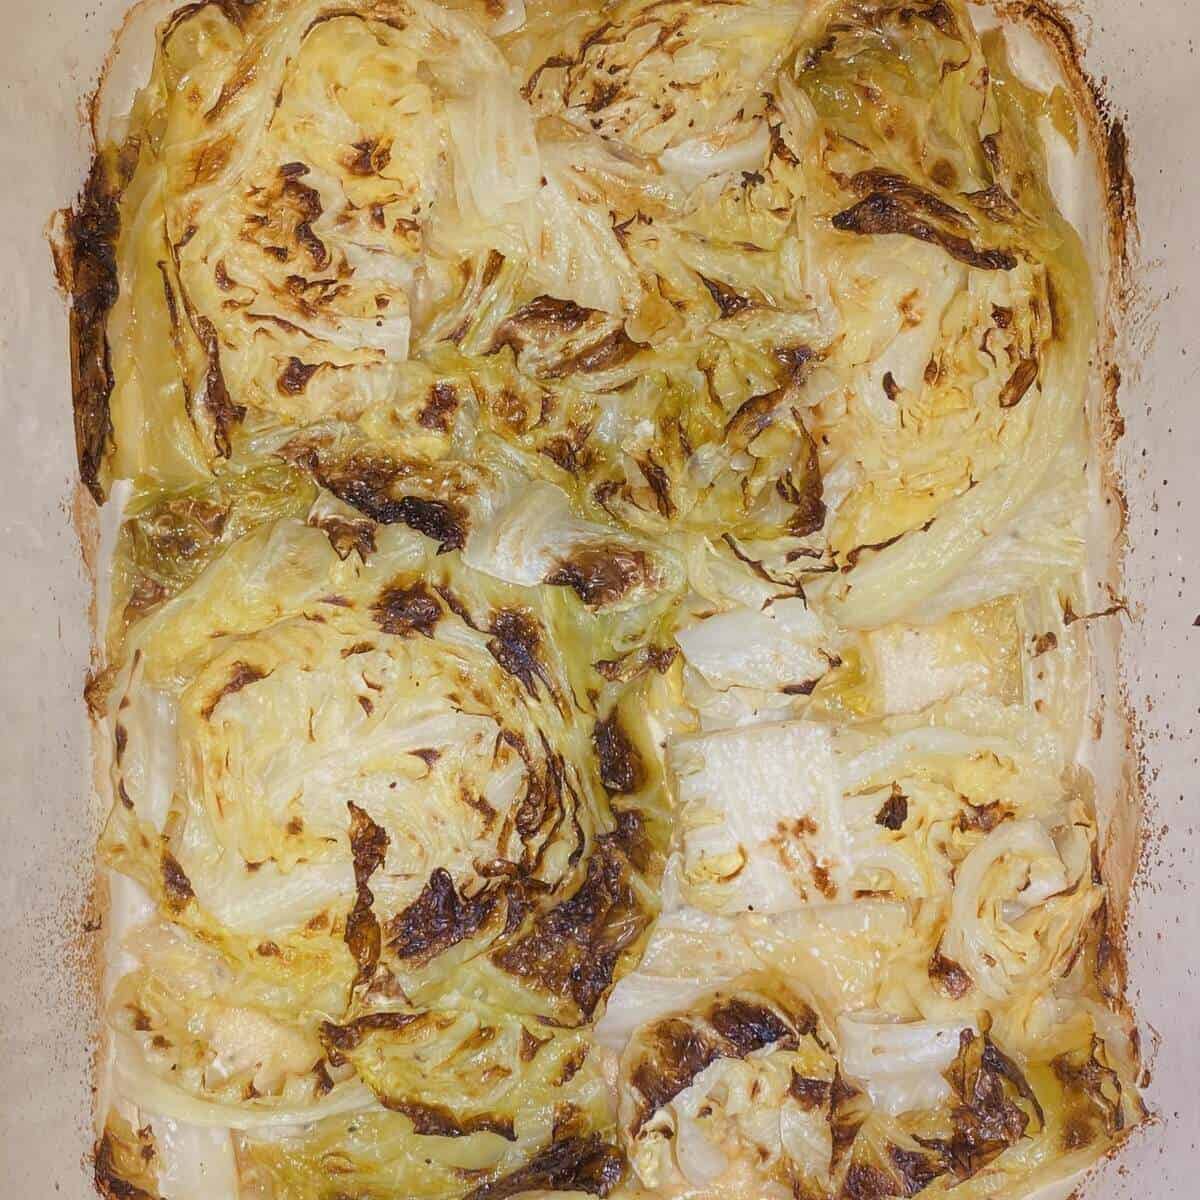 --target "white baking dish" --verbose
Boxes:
[0,0,1195,1194]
